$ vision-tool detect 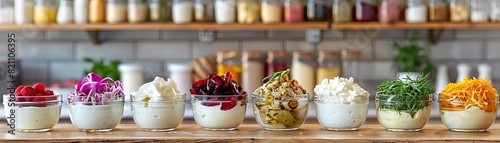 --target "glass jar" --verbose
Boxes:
[34,0,58,24]
[261,0,282,23]
[307,0,327,21]
[405,0,426,23]
[450,0,469,22]
[316,51,341,84]
[341,49,361,80]
[68,96,124,132]
[149,0,168,22]
[399,0,405,20]
[3,94,62,132]
[56,0,73,24]
[89,0,105,23]
[376,97,432,132]
[194,0,214,22]
[332,0,352,22]
[74,0,88,24]
[14,0,33,25]
[131,94,186,132]
[215,0,237,23]
[439,93,498,132]
[291,51,315,99]
[192,94,247,131]
[379,0,400,23]
[238,0,260,23]
[0,0,14,24]
[118,64,144,99]
[315,100,368,131]
[266,51,288,76]
[173,0,193,23]
[252,94,309,130]
[492,0,500,21]
[217,51,242,84]
[168,64,192,98]
[284,0,303,22]
[470,0,489,23]
[355,0,377,21]
[128,0,148,23]
[429,0,448,22]
[242,51,264,98]
[107,0,127,23]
